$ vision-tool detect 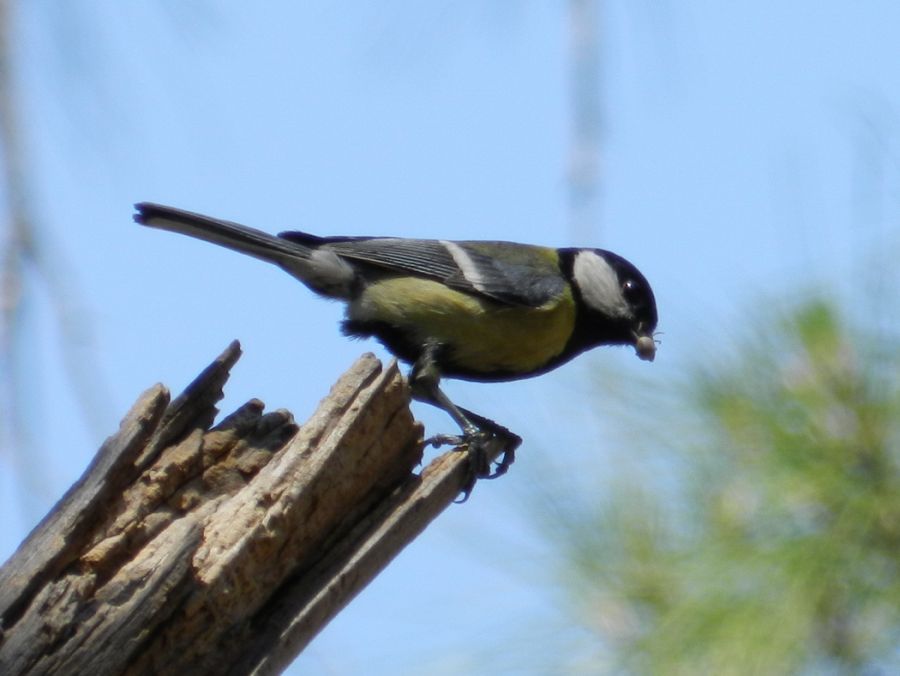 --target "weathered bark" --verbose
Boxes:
[0,341,497,675]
